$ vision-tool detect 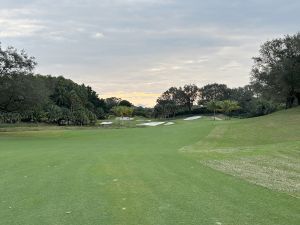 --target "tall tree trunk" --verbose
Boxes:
[286,88,297,109]
[286,96,294,109]
[187,102,192,113]
[296,92,300,106]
